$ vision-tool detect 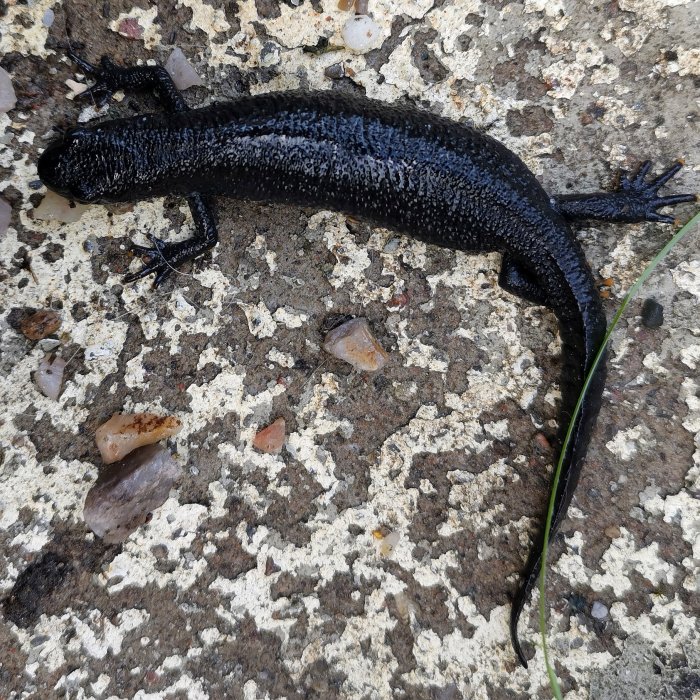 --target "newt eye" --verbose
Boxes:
[65,126,90,141]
